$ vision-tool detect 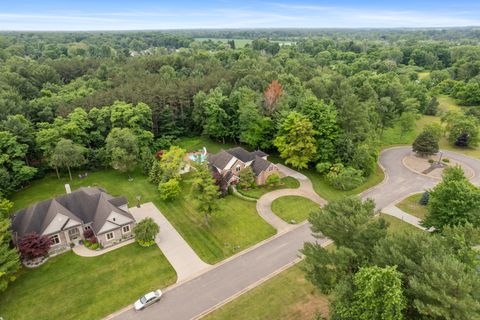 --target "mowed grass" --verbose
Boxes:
[178,136,385,202]
[238,176,300,199]
[380,213,423,234]
[206,213,421,320]
[396,193,428,219]
[10,169,275,264]
[204,263,329,320]
[0,243,176,320]
[303,164,385,202]
[271,196,320,223]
